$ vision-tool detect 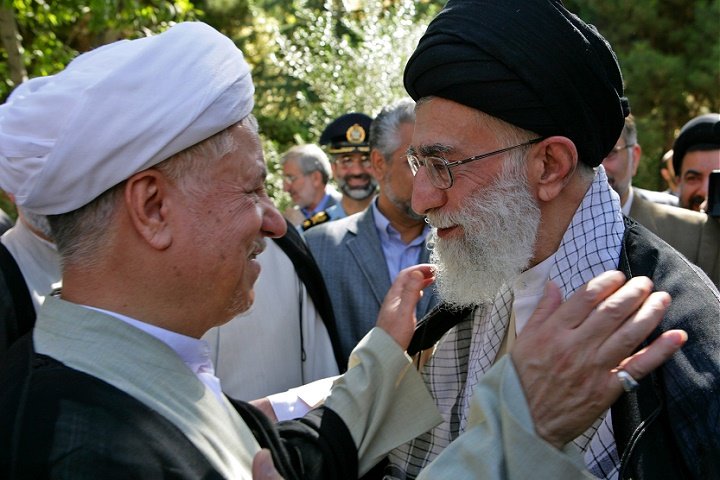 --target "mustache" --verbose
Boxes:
[689,195,705,209]
[343,173,372,181]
